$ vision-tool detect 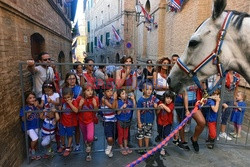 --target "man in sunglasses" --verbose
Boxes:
[27,52,54,102]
